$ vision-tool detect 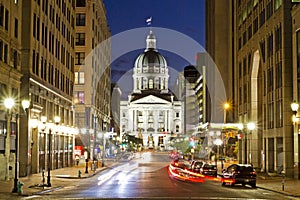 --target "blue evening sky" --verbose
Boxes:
[103,0,206,83]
